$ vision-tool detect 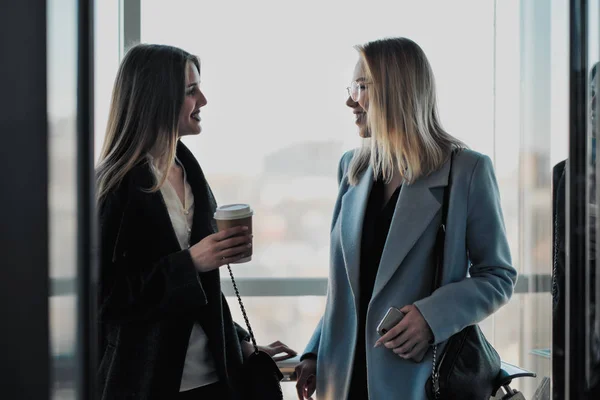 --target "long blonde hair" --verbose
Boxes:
[348,37,465,185]
[96,44,200,202]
